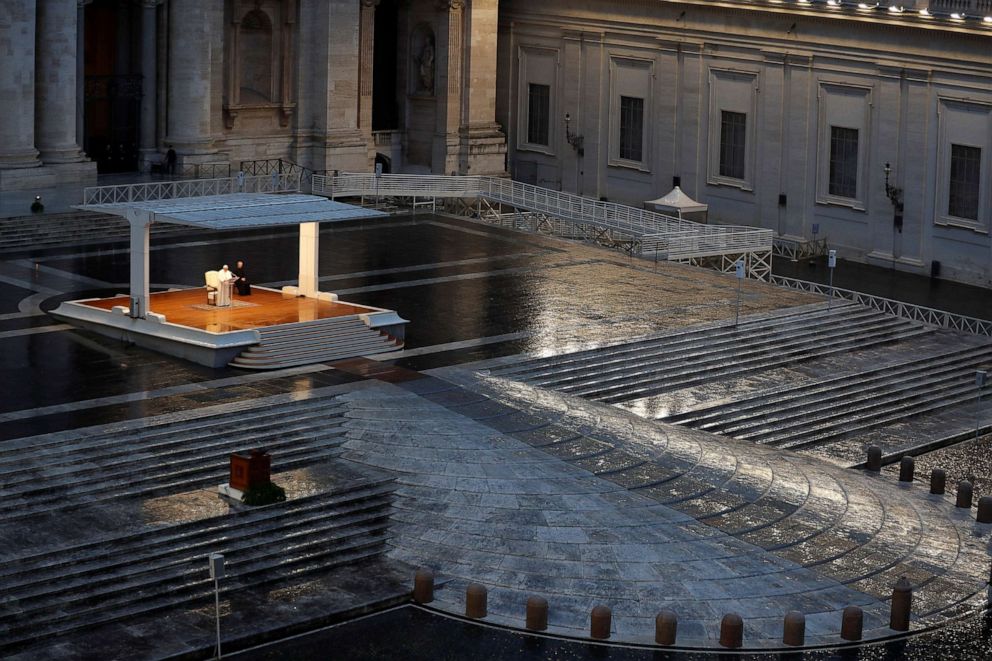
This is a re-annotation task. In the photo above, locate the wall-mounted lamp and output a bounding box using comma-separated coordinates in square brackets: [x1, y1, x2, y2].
[883, 161, 904, 232]
[564, 113, 584, 156]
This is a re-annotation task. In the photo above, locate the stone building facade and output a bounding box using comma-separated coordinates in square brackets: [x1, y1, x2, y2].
[0, 0, 506, 191]
[498, 0, 992, 286]
[2, 0, 991, 285]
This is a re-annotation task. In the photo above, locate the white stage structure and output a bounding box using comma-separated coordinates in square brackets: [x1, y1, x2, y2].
[51, 176, 407, 367]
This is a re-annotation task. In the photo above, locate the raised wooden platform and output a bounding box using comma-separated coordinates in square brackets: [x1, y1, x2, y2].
[81, 287, 370, 333]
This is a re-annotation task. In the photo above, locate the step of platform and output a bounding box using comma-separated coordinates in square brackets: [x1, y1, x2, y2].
[0, 210, 187, 252]
[231, 317, 402, 370]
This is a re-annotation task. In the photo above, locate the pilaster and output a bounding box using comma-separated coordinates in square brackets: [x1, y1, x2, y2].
[456, 0, 506, 175]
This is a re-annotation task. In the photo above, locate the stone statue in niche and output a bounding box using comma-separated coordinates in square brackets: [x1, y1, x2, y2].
[412, 27, 435, 95]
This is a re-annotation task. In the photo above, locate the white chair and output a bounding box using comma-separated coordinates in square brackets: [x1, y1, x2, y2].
[205, 270, 220, 305]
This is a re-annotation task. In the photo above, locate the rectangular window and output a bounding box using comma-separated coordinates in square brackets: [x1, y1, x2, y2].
[948, 144, 981, 221]
[828, 126, 859, 199]
[619, 96, 644, 162]
[719, 111, 747, 180]
[527, 83, 550, 146]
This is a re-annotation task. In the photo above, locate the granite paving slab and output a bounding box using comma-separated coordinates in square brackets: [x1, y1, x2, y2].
[371, 366, 992, 648]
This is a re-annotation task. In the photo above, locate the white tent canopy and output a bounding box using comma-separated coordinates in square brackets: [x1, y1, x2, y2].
[644, 186, 708, 216]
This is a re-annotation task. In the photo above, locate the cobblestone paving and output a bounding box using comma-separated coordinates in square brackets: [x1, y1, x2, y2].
[336, 372, 992, 648]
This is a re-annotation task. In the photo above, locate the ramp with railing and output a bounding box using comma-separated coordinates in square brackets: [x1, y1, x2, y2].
[312, 173, 774, 280]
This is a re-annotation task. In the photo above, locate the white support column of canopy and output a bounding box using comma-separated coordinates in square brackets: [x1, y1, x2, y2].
[128, 211, 152, 318]
[298, 222, 320, 298]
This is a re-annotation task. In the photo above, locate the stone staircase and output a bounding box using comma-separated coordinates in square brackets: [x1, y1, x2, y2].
[0, 479, 395, 653]
[0, 391, 397, 653]
[661, 343, 992, 451]
[0, 210, 186, 253]
[0, 395, 351, 520]
[230, 316, 402, 370]
[493, 303, 930, 404]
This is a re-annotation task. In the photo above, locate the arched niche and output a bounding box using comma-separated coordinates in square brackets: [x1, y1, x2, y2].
[224, 0, 297, 129]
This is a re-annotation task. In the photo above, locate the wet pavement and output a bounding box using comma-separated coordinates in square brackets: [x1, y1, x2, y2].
[228, 604, 992, 661]
[3, 211, 992, 658]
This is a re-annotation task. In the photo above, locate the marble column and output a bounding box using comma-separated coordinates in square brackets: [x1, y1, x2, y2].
[35, 0, 86, 163]
[76, 0, 92, 152]
[358, 0, 378, 141]
[166, 0, 215, 155]
[139, 0, 161, 167]
[0, 0, 41, 170]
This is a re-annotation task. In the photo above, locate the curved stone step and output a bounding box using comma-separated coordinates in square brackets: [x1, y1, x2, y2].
[575, 319, 925, 402]
[666, 344, 992, 427]
[506, 304, 864, 383]
[530, 309, 897, 391]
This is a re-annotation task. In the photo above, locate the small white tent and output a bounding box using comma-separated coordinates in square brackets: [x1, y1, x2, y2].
[644, 186, 708, 223]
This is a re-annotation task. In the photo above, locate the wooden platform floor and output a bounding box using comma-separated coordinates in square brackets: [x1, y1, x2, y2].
[81, 287, 371, 333]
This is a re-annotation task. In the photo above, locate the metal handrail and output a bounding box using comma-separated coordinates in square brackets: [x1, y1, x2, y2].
[312, 172, 775, 262]
[770, 275, 992, 336]
[81, 173, 301, 206]
[773, 236, 828, 261]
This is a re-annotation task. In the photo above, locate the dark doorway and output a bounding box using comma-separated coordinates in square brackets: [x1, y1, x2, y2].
[372, 0, 399, 132]
[84, 1, 141, 173]
[375, 153, 391, 174]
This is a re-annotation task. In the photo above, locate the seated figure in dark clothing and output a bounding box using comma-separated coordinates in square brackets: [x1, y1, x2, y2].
[232, 259, 251, 296]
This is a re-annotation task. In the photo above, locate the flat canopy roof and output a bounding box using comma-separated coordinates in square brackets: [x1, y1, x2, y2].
[78, 193, 387, 229]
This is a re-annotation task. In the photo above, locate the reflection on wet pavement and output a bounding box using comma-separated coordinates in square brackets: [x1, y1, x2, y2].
[3, 212, 992, 657]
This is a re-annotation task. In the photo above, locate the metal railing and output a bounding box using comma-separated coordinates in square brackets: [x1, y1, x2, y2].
[312, 172, 774, 274]
[773, 236, 829, 261]
[81, 173, 301, 206]
[178, 162, 231, 180]
[240, 159, 327, 192]
[771, 275, 992, 336]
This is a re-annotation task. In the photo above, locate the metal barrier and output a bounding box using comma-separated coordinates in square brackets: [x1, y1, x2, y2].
[241, 159, 328, 193]
[771, 275, 992, 336]
[81, 173, 301, 206]
[312, 172, 774, 279]
[178, 162, 231, 180]
[773, 236, 828, 261]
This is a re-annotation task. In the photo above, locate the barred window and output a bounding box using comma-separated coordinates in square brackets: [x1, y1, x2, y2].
[828, 126, 859, 199]
[719, 111, 747, 180]
[619, 96, 644, 162]
[527, 83, 550, 146]
[948, 144, 981, 221]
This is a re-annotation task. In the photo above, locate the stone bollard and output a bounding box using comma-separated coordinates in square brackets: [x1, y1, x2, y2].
[782, 611, 805, 647]
[590, 605, 612, 640]
[956, 481, 974, 509]
[465, 583, 487, 619]
[413, 568, 434, 604]
[719, 612, 743, 649]
[867, 446, 882, 472]
[930, 469, 946, 495]
[840, 606, 863, 641]
[525, 596, 548, 631]
[899, 456, 915, 483]
[655, 609, 678, 646]
[890, 577, 912, 631]
[978, 497, 992, 523]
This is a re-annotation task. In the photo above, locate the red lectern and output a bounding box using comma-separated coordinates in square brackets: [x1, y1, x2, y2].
[229, 449, 271, 491]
